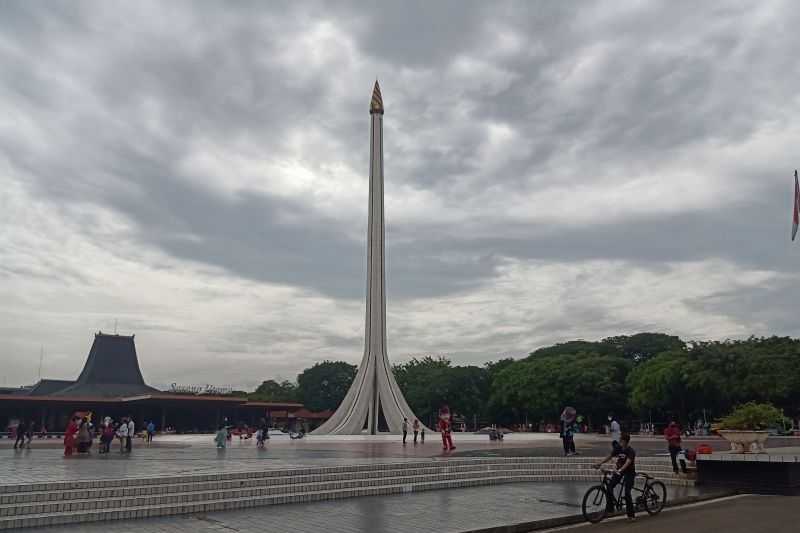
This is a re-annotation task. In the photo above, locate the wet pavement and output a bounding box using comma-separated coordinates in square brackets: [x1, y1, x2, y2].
[7, 481, 707, 533]
[546, 494, 799, 533]
[2, 433, 797, 485]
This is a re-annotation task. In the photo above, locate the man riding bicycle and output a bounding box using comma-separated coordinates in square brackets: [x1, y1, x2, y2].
[595, 432, 637, 521]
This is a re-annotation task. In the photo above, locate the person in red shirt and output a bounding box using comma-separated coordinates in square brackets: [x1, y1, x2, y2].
[438, 405, 455, 451]
[664, 420, 687, 474]
[63, 416, 79, 456]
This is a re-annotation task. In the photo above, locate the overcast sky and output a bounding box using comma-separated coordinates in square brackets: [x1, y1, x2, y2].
[2, 1, 799, 391]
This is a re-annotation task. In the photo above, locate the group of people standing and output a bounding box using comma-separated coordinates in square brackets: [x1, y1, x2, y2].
[400, 405, 454, 451]
[63, 415, 155, 456]
[401, 417, 425, 445]
[63, 416, 92, 455]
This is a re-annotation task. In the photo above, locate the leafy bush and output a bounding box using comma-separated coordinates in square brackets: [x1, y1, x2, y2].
[718, 402, 786, 431]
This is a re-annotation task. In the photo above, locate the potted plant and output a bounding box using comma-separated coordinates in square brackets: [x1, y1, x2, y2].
[716, 402, 786, 453]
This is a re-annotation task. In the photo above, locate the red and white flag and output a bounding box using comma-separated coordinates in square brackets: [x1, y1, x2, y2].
[793, 170, 799, 241]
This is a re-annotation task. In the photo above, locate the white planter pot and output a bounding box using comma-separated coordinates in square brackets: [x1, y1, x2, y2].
[717, 430, 769, 453]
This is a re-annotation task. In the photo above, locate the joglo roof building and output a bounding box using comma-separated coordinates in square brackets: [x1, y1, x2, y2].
[0, 332, 315, 434]
[22, 332, 160, 398]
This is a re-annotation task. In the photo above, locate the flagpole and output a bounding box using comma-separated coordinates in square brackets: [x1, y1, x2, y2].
[792, 170, 799, 242]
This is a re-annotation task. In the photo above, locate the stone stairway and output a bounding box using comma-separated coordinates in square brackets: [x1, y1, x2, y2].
[0, 457, 693, 530]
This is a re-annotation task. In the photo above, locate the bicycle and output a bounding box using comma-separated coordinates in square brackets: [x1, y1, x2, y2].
[581, 466, 667, 523]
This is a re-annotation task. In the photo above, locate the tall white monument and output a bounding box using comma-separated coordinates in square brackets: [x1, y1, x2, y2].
[313, 82, 425, 435]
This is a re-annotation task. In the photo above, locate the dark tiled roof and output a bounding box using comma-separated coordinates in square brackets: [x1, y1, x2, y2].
[26, 379, 75, 396]
[56, 332, 159, 397]
[0, 386, 28, 395]
[291, 408, 333, 419]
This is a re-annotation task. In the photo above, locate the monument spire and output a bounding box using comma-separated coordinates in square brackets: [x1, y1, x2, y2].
[313, 82, 425, 435]
[370, 80, 384, 115]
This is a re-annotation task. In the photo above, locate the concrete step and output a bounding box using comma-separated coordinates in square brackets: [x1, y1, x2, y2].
[0, 456, 677, 495]
[0, 469, 590, 516]
[0, 458, 693, 529]
[0, 472, 690, 530]
[0, 460, 681, 504]
[0, 465, 690, 515]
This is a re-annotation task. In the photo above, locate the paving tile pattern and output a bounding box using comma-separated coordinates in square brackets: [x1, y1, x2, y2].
[6, 482, 706, 533]
[0, 456, 692, 530]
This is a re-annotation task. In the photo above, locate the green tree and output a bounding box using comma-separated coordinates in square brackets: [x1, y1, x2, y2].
[528, 340, 620, 359]
[626, 337, 800, 422]
[627, 351, 694, 418]
[394, 356, 491, 427]
[491, 352, 631, 427]
[249, 379, 298, 402]
[297, 361, 357, 412]
[602, 333, 686, 363]
[394, 356, 453, 423]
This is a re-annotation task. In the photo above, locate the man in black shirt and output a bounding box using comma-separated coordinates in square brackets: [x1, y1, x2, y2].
[14, 420, 27, 449]
[595, 432, 637, 520]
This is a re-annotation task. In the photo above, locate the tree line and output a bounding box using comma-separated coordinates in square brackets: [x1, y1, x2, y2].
[247, 333, 800, 429]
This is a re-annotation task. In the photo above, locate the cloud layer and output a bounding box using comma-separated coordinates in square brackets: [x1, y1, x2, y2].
[2, 0, 799, 390]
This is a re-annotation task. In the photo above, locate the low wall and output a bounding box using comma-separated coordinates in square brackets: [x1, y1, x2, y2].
[697, 454, 800, 495]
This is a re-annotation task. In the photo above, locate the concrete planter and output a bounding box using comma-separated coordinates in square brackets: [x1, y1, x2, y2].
[717, 430, 768, 453]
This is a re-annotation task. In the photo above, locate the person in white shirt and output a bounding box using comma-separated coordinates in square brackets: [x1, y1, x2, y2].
[117, 418, 129, 453]
[126, 417, 135, 453]
[608, 414, 621, 444]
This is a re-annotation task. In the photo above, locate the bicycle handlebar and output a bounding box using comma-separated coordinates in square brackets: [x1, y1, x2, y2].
[594, 466, 617, 474]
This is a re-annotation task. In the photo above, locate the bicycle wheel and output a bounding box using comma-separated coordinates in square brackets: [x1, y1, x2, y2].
[644, 480, 667, 515]
[582, 485, 609, 523]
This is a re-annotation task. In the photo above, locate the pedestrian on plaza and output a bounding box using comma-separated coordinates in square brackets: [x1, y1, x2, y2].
[13, 419, 27, 449]
[77, 418, 92, 453]
[25, 421, 34, 447]
[595, 432, 637, 521]
[412, 419, 420, 444]
[63, 416, 79, 456]
[421, 426, 425, 443]
[560, 407, 578, 456]
[664, 420, 687, 474]
[608, 414, 621, 445]
[126, 416, 135, 452]
[117, 417, 129, 452]
[256, 418, 267, 449]
[146, 421, 155, 444]
[223, 417, 232, 442]
[215, 425, 228, 449]
[402, 417, 409, 445]
[100, 421, 115, 453]
[438, 405, 455, 451]
[561, 420, 576, 456]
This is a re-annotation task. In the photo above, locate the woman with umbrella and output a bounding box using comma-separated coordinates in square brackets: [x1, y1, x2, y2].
[560, 406, 578, 456]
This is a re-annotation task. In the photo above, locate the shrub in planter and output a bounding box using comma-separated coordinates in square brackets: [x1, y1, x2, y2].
[718, 402, 786, 431]
[717, 402, 786, 453]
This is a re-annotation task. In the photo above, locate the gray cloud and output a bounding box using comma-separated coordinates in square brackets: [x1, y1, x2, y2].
[2, 0, 800, 387]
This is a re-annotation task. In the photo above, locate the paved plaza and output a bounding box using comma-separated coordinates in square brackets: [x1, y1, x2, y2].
[0, 433, 623, 484]
[4, 482, 706, 533]
[2, 434, 796, 532]
[5, 432, 787, 484]
[547, 495, 800, 533]
[0, 433, 573, 485]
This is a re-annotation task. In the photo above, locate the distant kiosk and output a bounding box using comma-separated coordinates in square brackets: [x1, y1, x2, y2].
[313, 82, 426, 435]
